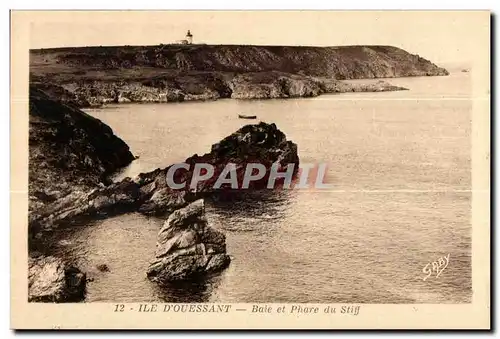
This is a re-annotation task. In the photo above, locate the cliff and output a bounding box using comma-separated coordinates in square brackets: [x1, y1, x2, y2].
[136, 122, 300, 216]
[28, 85, 135, 235]
[31, 44, 448, 78]
[147, 199, 231, 283]
[30, 44, 447, 106]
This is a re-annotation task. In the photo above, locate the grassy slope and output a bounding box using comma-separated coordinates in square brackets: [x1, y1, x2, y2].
[30, 44, 448, 81]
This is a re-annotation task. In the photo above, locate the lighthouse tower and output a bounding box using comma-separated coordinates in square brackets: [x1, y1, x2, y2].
[186, 30, 193, 44]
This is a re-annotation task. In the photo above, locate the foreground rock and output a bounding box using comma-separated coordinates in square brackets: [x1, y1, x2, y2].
[147, 199, 230, 282]
[30, 178, 142, 232]
[136, 122, 300, 215]
[28, 256, 86, 302]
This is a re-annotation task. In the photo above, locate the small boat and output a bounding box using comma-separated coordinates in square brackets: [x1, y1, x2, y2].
[238, 114, 257, 119]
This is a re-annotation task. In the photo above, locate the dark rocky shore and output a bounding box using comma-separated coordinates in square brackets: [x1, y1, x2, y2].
[30, 44, 448, 107]
[29, 85, 135, 236]
[28, 256, 86, 302]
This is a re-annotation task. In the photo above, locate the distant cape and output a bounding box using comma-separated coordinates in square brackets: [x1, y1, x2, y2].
[29, 44, 447, 106]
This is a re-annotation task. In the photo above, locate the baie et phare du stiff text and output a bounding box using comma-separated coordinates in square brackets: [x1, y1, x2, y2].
[113, 303, 361, 316]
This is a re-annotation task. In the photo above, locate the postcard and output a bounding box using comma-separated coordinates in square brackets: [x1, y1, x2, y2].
[11, 10, 490, 330]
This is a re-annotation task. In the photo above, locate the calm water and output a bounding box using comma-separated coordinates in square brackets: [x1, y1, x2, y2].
[53, 71, 472, 303]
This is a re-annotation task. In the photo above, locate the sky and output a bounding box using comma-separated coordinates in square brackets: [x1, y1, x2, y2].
[27, 11, 489, 65]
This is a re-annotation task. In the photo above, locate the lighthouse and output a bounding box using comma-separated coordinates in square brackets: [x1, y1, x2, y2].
[186, 30, 193, 44]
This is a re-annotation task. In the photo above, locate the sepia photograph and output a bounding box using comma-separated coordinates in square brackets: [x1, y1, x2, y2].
[11, 9, 490, 329]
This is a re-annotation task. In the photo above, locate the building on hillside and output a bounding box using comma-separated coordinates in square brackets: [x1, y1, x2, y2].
[174, 30, 194, 45]
[186, 30, 193, 44]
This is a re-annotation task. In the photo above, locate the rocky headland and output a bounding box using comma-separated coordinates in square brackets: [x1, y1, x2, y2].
[29, 87, 300, 233]
[30, 44, 449, 106]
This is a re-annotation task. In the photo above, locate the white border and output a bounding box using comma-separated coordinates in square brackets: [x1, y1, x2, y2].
[3, 1, 496, 338]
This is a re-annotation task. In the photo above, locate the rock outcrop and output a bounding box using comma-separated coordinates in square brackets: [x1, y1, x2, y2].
[30, 178, 142, 232]
[147, 199, 230, 282]
[30, 44, 446, 106]
[31, 44, 449, 79]
[30, 73, 408, 106]
[28, 256, 86, 302]
[28, 85, 136, 235]
[229, 72, 408, 100]
[136, 122, 300, 215]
